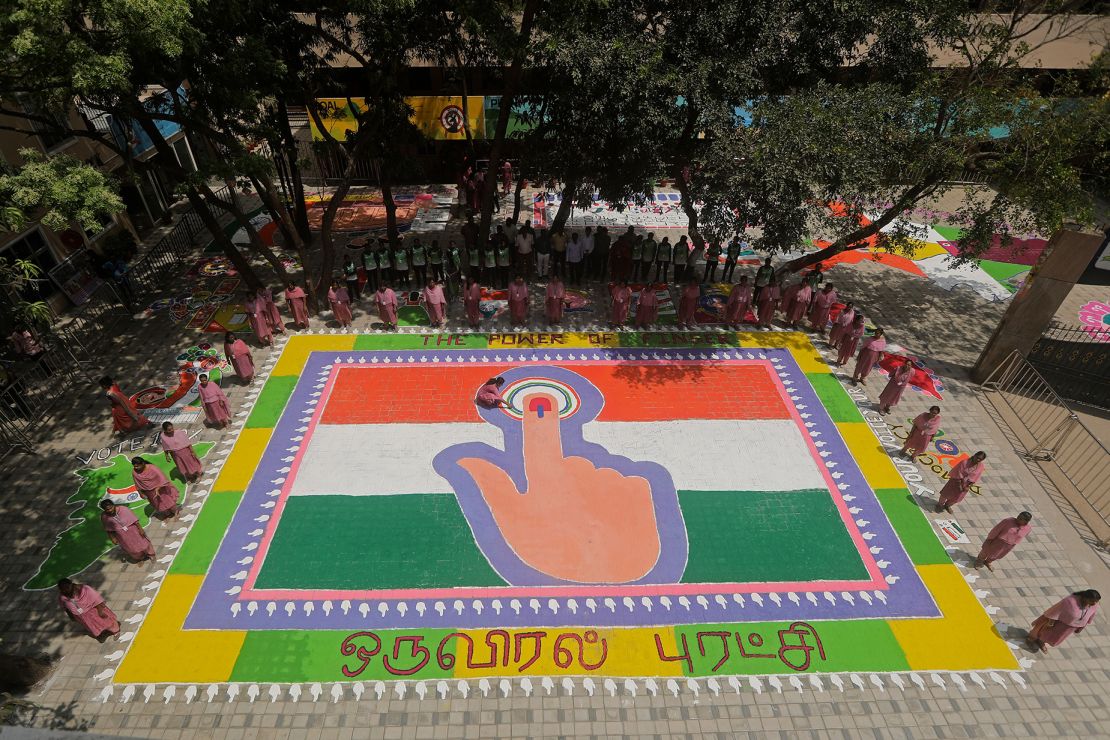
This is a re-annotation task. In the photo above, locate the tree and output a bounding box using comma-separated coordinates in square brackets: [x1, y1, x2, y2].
[693, 5, 1108, 272]
[1, 149, 124, 323]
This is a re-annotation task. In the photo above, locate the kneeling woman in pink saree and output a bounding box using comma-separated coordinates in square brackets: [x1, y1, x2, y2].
[475, 376, 509, 408]
[58, 578, 119, 642]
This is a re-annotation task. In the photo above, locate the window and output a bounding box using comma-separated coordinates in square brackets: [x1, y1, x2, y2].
[83, 211, 115, 242]
[0, 229, 59, 302]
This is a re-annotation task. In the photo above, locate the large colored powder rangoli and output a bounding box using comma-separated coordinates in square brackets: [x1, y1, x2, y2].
[109, 331, 1020, 694]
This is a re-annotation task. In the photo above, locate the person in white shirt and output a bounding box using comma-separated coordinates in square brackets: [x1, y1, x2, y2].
[515, 224, 535, 280]
[566, 233, 586, 286]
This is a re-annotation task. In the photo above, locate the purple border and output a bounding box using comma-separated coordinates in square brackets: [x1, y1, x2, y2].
[185, 345, 939, 630]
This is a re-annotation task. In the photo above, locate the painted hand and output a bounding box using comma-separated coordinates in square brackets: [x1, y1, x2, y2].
[454, 391, 661, 584]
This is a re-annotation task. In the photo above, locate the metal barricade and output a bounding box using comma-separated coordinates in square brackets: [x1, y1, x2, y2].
[981, 350, 1110, 548]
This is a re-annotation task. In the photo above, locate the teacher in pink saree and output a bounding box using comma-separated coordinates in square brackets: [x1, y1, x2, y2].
[197, 374, 231, 428]
[131, 457, 181, 520]
[160, 421, 203, 482]
[935, 451, 986, 513]
[1029, 589, 1100, 653]
[58, 578, 119, 642]
[900, 406, 941, 458]
[99, 499, 155, 563]
[975, 511, 1032, 571]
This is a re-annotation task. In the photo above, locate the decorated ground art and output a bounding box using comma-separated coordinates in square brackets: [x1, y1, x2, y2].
[104, 331, 1021, 699]
[25, 441, 214, 590]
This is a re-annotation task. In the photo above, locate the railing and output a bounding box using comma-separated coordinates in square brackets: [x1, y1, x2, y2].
[0, 346, 84, 460]
[0, 206, 210, 461]
[981, 350, 1110, 548]
[122, 210, 203, 300]
[1027, 321, 1110, 409]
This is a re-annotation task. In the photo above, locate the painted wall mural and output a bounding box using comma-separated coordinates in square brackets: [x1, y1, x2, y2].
[24, 439, 213, 590]
[104, 332, 1019, 697]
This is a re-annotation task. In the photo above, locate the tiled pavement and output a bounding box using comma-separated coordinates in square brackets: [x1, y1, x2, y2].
[1, 211, 1108, 738]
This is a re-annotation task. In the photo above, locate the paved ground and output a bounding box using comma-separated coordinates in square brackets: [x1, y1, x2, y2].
[2, 196, 1109, 739]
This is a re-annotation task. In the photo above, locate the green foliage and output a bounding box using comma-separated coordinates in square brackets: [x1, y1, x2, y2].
[0, 148, 123, 232]
[23, 443, 214, 590]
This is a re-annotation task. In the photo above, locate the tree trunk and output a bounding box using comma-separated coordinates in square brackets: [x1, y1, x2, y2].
[512, 175, 526, 223]
[672, 161, 704, 250]
[476, 0, 540, 247]
[252, 174, 319, 308]
[209, 181, 292, 286]
[185, 188, 262, 290]
[317, 180, 355, 298]
[382, 183, 400, 250]
[277, 97, 312, 240]
[779, 182, 939, 275]
[134, 115, 263, 289]
[549, 176, 580, 233]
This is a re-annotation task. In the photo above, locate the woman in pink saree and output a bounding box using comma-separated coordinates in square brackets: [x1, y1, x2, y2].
[878, 361, 915, 414]
[160, 421, 203, 482]
[851, 328, 886, 385]
[257, 286, 285, 334]
[475, 376, 509, 408]
[1029, 589, 1100, 653]
[900, 406, 941, 457]
[223, 332, 254, 383]
[422, 279, 448, 327]
[545, 275, 566, 324]
[328, 279, 353, 328]
[634, 285, 659, 329]
[131, 457, 180, 519]
[99, 499, 154, 563]
[243, 291, 273, 346]
[724, 277, 752, 328]
[808, 284, 838, 334]
[197, 374, 230, 427]
[975, 511, 1032, 571]
[828, 302, 856, 348]
[58, 578, 119, 642]
[677, 279, 700, 329]
[374, 283, 398, 330]
[836, 316, 866, 365]
[464, 278, 482, 328]
[935, 451, 986, 513]
[508, 276, 529, 326]
[609, 281, 632, 327]
[99, 376, 151, 435]
[786, 282, 812, 328]
[756, 276, 781, 328]
[284, 282, 309, 329]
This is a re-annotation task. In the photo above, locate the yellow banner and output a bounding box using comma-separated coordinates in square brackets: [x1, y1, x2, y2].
[310, 97, 486, 141]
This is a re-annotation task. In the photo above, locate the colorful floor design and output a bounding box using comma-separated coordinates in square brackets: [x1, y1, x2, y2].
[1078, 300, 1110, 342]
[799, 207, 1046, 303]
[108, 332, 1019, 694]
[24, 443, 213, 590]
[129, 343, 232, 423]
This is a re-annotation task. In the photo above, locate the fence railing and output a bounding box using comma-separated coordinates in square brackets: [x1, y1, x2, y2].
[0, 345, 85, 458]
[1027, 321, 1110, 409]
[981, 350, 1110, 548]
[0, 206, 211, 461]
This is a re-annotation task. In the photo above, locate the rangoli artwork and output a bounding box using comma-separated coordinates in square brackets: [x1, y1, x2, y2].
[24, 440, 214, 591]
[795, 206, 1047, 303]
[103, 331, 1021, 701]
[1077, 300, 1110, 342]
[129, 343, 232, 424]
